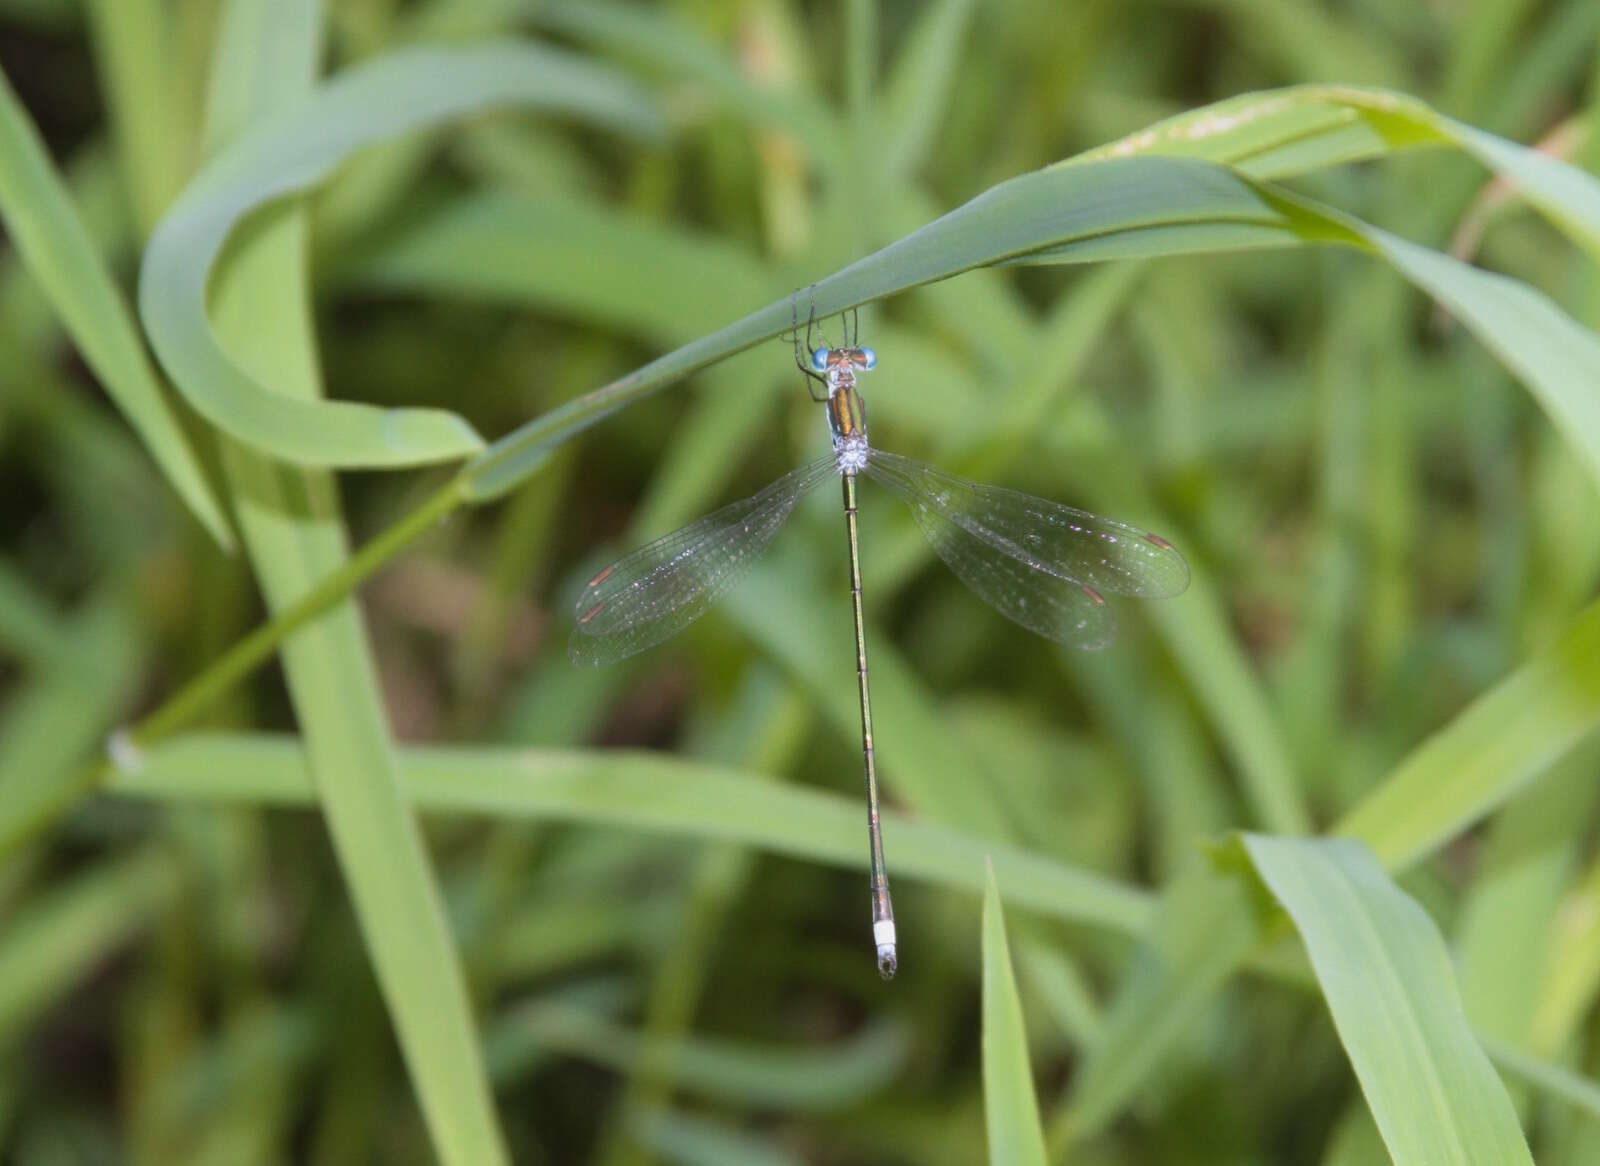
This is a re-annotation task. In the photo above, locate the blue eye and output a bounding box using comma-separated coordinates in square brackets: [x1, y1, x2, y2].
[811, 347, 831, 372]
[859, 347, 877, 370]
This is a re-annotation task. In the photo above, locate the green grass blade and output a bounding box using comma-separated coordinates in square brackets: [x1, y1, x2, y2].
[463, 154, 1310, 497]
[466, 148, 1600, 504]
[1481, 1036, 1600, 1127]
[876, 0, 976, 183]
[1055, 598, 1600, 1144]
[138, 41, 664, 468]
[511, 0, 837, 162]
[486, 1003, 907, 1112]
[109, 733, 1156, 935]
[1085, 84, 1600, 254]
[1370, 227, 1600, 490]
[1335, 598, 1600, 871]
[0, 848, 180, 1048]
[982, 861, 1049, 1166]
[1055, 865, 1262, 1146]
[1240, 835, 1536, 1166]
[84, 0, 195, 235]
[0, 559, 76, 672]
[1455, 750, 1600, 1048]
[200, 5, 507, 1162]
[0, 67, 231, 546]
[0, 593, 142, 853]
[629, 1107, 804, 1166]
[348, 190, 774, 345]
[1531, 852, 1600, 1053]
[1146, 566, 1310, 835]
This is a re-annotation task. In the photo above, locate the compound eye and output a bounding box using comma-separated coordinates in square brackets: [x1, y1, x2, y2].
[810, 347, 831, 372]
[858, 347, 877, 370]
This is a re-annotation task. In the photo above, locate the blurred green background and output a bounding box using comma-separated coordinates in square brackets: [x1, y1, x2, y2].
[4, 0, 1600, 1163]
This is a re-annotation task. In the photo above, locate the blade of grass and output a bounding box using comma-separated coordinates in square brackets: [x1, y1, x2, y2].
[0, 559, 77, 672]
[468, 148, 1600, 502]
[1335, 597, 1600, 871]
[1239, 835, 1536, 1165]
[1052, 593, 1600, 1146]
[0, 592, 142, 852]
[982, 860, 1049, 1166]
[1530, 850, 1600, 1054]
[0, 848, 180, 1048]
[507, 0, 836, 162]
[109, 733, 1157, 935]
[1455, 747, 1600, 1050]
[139, 41, 665, 467]
[0, 67, 231, 546]
[629, 1107, 804, 1166]
[347, 190, 775, 345]
[1053, 863, 1263, 1147]
[200, 4, 507, 1162]
[1480, 1036, 1600, 1127]
[876, 0, 976, 184]
[485, 1003, 907, 1112]
[84, 0, 194, 235]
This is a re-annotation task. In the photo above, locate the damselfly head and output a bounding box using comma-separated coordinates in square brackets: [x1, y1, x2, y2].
[816, 346, 877, 375]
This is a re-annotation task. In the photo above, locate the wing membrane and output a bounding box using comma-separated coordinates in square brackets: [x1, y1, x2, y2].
[864, 450, 1188, 649]
[569, 455, 837, 667]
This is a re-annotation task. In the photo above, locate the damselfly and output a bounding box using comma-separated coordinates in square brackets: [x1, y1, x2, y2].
[570, 305, 1190, 979]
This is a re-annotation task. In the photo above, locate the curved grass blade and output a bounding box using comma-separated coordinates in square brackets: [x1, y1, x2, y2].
[1239, 835, 1535, 1166]
[466, 154, 1600, 504]
[139, 41, 665, 468]
[1080, 84, 1600, 256]
[0, 68, 231, 546]
[199, 6, 507, 1163]
[463, 152, 1310, 497]
[983, 860, 1049, 1166]
[569, 455, 836, 667]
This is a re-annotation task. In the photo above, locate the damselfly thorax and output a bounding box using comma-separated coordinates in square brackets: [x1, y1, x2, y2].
[820, 345, 873, 475]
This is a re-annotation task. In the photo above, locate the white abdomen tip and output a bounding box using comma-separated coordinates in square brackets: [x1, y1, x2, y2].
[874, 920, 897, 980]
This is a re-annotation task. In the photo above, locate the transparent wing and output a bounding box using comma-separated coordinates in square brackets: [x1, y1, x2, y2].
[569, 455, 837, 667]
[864, 450, 1189, 650]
